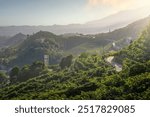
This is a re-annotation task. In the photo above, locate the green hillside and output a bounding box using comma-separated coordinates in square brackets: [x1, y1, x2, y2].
[0, 31, 63, 68]
[1, 23, 150, 99]
[114, 23, 150, 64]
[62, 16, 150, 54]
[1, 16, 150, 69]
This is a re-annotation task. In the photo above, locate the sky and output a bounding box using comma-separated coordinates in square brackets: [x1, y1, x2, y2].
[0, 0, 150, 26]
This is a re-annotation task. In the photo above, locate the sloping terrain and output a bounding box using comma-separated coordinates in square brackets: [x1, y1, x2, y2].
[0, 31, 63, 68]
[0, 33, 26, 48]
[1, 16, 150, 69]
[1, 23, 150, 99]
[0, 7, 150, 36]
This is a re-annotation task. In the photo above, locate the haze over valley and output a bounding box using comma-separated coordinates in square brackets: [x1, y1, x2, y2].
[0, 7, 150, 36]
[1, 0, 150, 100]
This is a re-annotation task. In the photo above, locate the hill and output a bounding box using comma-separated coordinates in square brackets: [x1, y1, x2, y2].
[1, 15, 150, 69]
[114, 23, 150, 64]
[0, 33, 26, 48]
[61, 15, 150, 54]
[0, 7, 150, 36]
[1, 23, 150, 99]
[0, 36, 10, 48]
[86, 7, 150, 32]
[0, 31, 63, 68]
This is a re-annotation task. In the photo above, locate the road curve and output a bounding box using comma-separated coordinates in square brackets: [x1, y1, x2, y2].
[106, 56, 122, 72]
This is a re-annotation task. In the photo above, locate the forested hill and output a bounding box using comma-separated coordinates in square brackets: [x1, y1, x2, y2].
[0, 31, 63, 68]
[1, 23, 150, 99]
[60, 15, 150, 54]
[1, 15, 150, 69]
[114, 23, 150, 63]
[0, 33, 26, 48]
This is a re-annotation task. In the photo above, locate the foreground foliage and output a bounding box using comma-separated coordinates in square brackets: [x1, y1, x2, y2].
[1, 24, 150, 100]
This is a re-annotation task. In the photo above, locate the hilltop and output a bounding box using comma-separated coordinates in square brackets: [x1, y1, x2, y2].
[0, 7, 150, 36]
[1, 15, 150, 69]
[1, 21, 150, 99]
[0, 31, 63, 68]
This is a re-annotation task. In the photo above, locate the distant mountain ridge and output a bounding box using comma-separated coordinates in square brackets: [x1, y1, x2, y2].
[0, 15, 150, 68]
[0, 7, 150, 36]
[2, 22, 150, 100]
[61, 15, 150, 54]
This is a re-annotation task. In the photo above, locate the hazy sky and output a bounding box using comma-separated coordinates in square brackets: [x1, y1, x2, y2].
[0, 0, 150, 26]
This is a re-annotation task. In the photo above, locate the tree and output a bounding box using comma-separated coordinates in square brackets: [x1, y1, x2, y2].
[10, 66, 19, 83]
[0, 71, 8, 86]
[60, 55, 73, 69]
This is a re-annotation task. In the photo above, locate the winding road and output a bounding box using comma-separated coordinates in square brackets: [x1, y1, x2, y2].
[106, 56, 122, 72]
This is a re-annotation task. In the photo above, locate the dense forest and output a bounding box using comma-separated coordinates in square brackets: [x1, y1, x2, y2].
[0, 18, 150, 99]
[0, 16, 150, 69]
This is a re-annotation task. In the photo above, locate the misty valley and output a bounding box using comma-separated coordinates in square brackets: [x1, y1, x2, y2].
[1, 15, 150, 99]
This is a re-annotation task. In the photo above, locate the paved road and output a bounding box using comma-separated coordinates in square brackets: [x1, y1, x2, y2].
[106, 56, 122, 72]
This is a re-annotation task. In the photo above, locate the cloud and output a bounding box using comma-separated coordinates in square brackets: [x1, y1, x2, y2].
[88, 0, 135, 10]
